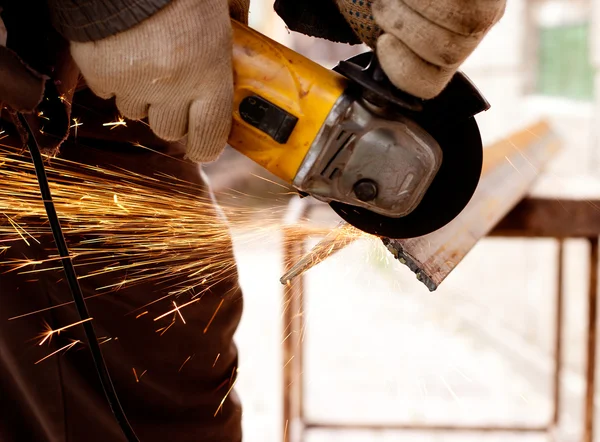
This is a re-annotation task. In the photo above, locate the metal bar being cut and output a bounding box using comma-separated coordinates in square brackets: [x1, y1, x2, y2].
[384, 120, 562, 291]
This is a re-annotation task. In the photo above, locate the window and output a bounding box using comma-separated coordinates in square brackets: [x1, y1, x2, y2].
[536, 23, 594, 101]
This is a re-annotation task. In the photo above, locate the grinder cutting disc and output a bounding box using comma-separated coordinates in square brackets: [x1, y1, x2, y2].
[329, 54, 488, 239]
[329, 115, 483, 238]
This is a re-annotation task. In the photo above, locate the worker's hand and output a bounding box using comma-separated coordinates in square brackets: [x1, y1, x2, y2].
[69, 0, 249, 163]
[334, 0, 506, 99]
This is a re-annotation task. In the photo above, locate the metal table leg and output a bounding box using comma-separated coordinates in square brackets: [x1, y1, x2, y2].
[584, 237, 599, 442]
[552, 240, 565, 433]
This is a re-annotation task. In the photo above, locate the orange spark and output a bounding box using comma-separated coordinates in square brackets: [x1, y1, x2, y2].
[154, 298, 200, 322]
[214, 377, 238, 417]
[504, 155, 522, 176]
[112, 194, 129, 212]
[249, 173, 291, 190]
[229, 366, 236, 385]
[70, 118, 82, 138]
[156, 320, 175, 336]
[281, 331, 293, 344]
[283, 356, 294, 368]
[178, 355, 193, 372]
[58, 94, 71, 106]
[4, 213, 40, 245]
[204, 299, 224, 334]
[135, 311, 149, 319]
[103, 117, 127, 130]
[38, 318, 94, 346]
[9, 294, 106, 321]
[35, 340, 80, 364]
[172, 301, 186, 324]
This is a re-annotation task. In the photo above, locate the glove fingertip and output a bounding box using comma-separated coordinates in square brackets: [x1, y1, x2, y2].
[147, 104, 188, 141]
[185, 81, 233, 163]
[115, 96, 149, 121]
[377, 34, 454, 100]
[186, 128, 229, 163]
[186, 105, 232, 164]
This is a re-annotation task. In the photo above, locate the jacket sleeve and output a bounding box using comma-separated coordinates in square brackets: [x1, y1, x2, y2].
[273, 0, 361, 45]
[47, 0, 173, 42]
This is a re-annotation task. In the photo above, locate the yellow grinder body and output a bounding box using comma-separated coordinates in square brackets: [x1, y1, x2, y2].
[227, 21, 489, 239]
[228, 21, 348, 183]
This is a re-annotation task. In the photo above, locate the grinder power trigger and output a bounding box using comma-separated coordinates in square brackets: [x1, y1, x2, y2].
[227, 20, 489, 239]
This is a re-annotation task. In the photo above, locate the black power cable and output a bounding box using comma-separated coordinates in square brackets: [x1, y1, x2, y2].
[18, 113, 140, 442]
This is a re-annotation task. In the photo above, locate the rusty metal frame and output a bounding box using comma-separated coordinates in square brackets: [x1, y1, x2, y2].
[280, 198, 600, 442]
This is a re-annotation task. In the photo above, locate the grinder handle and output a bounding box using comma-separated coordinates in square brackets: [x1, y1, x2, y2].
[227, 20, 348, 183]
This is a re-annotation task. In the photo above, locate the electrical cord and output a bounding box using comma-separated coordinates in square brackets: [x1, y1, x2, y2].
[18, 113, 140, 442]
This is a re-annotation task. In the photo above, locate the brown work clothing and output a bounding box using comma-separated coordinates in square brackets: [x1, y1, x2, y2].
[1, 89, 244, 442]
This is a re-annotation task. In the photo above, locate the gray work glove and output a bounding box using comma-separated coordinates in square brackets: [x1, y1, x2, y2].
[70, 0, 249, 163]
[334, 0, 507, 99]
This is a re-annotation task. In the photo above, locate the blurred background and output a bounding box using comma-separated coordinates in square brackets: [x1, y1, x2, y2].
[203, 1, 600, 441]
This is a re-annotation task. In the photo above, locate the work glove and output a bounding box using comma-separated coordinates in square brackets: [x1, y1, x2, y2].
[334, 0, 506, 99]
[69, 0, 249, 163]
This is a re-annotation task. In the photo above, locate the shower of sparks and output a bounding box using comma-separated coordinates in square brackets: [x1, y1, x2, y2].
[102, 117, 127, 130]
[0, 142, 335, 309]
[0, 138, 374, 357]
[112, 193, 129, 212]
[38, 318, 94, 346]
[4, 213, 39, 246]
[280, 221, 366, 284]
[35, 340, 80, 365]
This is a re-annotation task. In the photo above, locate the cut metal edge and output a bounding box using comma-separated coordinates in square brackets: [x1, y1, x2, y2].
[380, 237, 438, 292]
